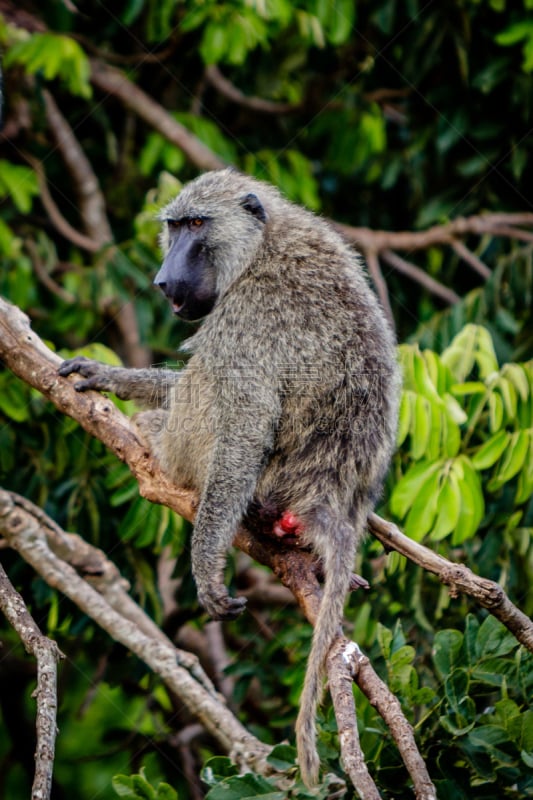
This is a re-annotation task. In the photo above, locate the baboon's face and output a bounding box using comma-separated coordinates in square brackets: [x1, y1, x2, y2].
[156, 173, 269, 320]
[153, 216, 218, 321]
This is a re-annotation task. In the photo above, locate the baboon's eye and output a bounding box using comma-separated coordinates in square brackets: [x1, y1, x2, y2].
[188, 218, 204, 229]
[167, 219, 181, 231]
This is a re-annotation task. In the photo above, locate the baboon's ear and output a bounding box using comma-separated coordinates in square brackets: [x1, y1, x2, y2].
[240, 193, 267, 224]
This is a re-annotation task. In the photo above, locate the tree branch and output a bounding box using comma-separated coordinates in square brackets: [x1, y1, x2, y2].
[42, 89, 113, 244]
[0, 555, 64, 800]
[381, 249, 461, 304]
[337, 213, 533, 253]
[21, 151, 101, 253]
[89, 60, 225, 172]
[205, 65, 299, 114]
[0, 489, 270, 771]
[365, 250, 393, 323]
[368, 513, 533, 653]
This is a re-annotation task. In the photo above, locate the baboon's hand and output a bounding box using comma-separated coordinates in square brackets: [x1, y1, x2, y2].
[198, 584, 247, 621]
[58, 356, 112, 393]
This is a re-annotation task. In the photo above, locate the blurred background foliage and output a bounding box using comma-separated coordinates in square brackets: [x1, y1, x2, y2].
[0, 0, 532, 798]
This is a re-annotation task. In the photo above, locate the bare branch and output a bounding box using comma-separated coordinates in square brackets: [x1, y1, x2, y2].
[205, 65, 299, 114]
[20, 151, 101, 253]
[337, 212, 533, 254]
[365, 250, 393, 323]
[0, 488, 271, 770]
[42, 89, 113, 244]
[0, 557, 64, 800]
[205, 621, 235, 701]
[354, 650, 437, 800]
[381, 249, 460, 304]
[490, 225, 533, 243]
[41, 91, 152, 368]
[368, 513, 533, 653]
[450, 239, 491, 279]
[25, 239, 77, 304]
[327, 640, 381, 800]
[89, 60, 225, 172]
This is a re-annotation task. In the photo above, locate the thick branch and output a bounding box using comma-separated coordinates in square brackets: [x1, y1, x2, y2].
[0, 557, 63, 800]
[0, 489, 270, 769]
[337, 212, 533, 254]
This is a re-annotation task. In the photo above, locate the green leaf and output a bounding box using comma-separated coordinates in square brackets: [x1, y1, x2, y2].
[476, 616, 517, 659]
[377, 623, 393, 660]
[495, 376, 517, 420]
[396, 391, 411, 446]
[155, 785, 178, 800]
[430, 470, 461, 541]
[489, 390, 504, 432]
[205, 773, 285, 800]
[410, 394, 431, 459]
[404, 466, 441, 541]
[433, 629, 463, 679]
[451, 457, 484, 544]
[444, 668, 470, 712]
[5, 32, 92, 97]
[488, 429, 530, 490]
[390, 460, 441, 520]
[201, 758, 239, 787]
[515, 432, 533, 503]
[472, 430, 510, 470]
[0, 161, 39, 213]
[266, 744, 297, 771]
[496, 20, 533, 47]
[0, 375, 31, 422]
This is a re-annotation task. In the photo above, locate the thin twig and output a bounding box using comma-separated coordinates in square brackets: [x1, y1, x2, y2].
[450, 238, 491, 279]
[43, 90, 113, 244]
[25, 239, 77, 304]
[205, 65, 298, 114]
[368, 513, 533, 653]
[365, 250, 393, 323]
[0, 559, 64, 800]
[20, 151, 100, 253]
[381, 249, 460, 304]
[490, 225, 533, 243]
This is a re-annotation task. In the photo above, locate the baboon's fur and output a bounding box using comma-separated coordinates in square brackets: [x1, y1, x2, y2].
[59, 169, 400, 785]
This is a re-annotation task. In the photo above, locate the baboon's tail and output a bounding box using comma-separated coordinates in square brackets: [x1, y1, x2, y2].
[295, 508, 363, 787]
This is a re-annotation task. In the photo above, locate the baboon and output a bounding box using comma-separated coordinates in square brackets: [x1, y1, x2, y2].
[59, 168, 400, 786]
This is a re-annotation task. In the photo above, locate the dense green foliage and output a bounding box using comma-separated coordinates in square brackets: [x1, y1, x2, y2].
[0, 1, 532, 798]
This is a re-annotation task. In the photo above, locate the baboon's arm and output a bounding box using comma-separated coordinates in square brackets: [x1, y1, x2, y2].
[191, 382, 282, 620]
[58, 356, 179, 408]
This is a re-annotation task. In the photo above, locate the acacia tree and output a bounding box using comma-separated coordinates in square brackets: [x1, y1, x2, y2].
[0, 2, 532, 799]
